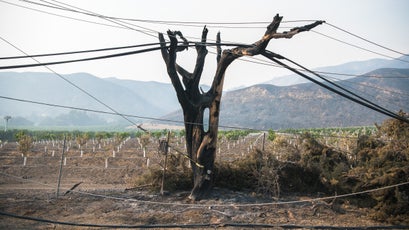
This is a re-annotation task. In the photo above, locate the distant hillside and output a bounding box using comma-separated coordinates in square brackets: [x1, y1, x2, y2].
[264, 55, 409, 86]
[0, 72, 170, 126]
[165, 68, 409, 129]
[104, 78, 179, 114]
[1, 66, 408, 129]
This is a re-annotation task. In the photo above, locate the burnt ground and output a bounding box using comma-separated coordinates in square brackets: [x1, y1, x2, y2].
[0, 137, 404, 229]
[0, 186, 384, 229]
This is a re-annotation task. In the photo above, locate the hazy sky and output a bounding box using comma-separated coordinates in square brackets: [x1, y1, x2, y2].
[1, 0, 408, 89]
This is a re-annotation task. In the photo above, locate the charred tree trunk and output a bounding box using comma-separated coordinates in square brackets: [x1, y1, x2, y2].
[159, 14, 323, 200]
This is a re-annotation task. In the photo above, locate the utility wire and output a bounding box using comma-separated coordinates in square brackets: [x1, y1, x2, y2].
[18, 0, 317, 26]
[8, 1, 409, 83]
[4, 1, 409, 125]
[312, 30, 409, 64]
[2, 40, 408, 126]
[19, 0, 409, 60]
[1, 42, 405, 84]
[261, 50, 409, 124]
[0, 95, 259, 132]
[0, 0, 303, 31]
[0, 45, 164, 70]
[325, 22, 409, 57]
[323, 75, 409, 109]
[0, 0, 128, 30]
[0, 94, 385, 140]
[0, 42, 169, 60]
[0, 36, 145, 131]
[0, 41, 250, 60]
[0, 95, 398, 141]
[217, 50, 409, 80]
[0, 42, 252, 70]
[36, 0, 159, 38]
[11, 0, 409, 65]
[1, 46, 408, 128]
[230, 52, 409, 101]
[281, 55, 406, 119]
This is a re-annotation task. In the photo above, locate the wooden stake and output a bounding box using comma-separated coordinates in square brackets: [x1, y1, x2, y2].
[262, 132, 266, 151]
[56, 135, 66, 198]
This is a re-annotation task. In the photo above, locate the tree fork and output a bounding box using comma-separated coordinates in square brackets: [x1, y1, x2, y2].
[158, 14, 323, 200]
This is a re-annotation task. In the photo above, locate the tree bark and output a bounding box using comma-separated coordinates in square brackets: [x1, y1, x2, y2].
[158, 14, 323, 200]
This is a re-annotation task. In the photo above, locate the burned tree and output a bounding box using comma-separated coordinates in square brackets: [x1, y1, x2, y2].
[159, 14, 323, 200]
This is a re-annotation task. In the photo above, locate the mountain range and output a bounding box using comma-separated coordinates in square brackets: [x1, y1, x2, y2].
[164, 68, 409, 129]
[264, 55, 409, 86]
[220, 68, 409, 129]
[1, 55, 408, 129]
[0, 72, 179, 126]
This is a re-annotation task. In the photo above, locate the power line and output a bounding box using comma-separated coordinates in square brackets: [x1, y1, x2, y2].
[0, 0, 307, 32]
[0, 41, 251, 61]
[325, 22, 409, 57]
[0, 93, 395, 140]
[35, 0, 159, 38]
[0, 36, 146, 131]
[0, 95, 260, 132]
[1, 45, 408, 128]
[18, 0, 318, 26]
[219, 50, 409, 80]
[0, 42, 168, 60]
[19, 0, 409, 60]
[230, 53, 409, 101]
[0, 41, 255, 70]
[0, 94, 381, 140]
[312, 30, 409, 64]
[0, 94, 403, 142]
[10, 0, 409, 65]
[3, 1, 409, 126]
[9, 0, 409, 72]
[261, 50, 409, 124]
[323, 75, 409, 108]
[0, 44, 164, 70]
[2, 40, 407, 82]
[282, 56, 408, 119]
[0, 0, 134, 30]
[2, 40, 408, 127]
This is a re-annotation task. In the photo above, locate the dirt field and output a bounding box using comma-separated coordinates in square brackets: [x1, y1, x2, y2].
[0, 187, 385, 229]
[0, 137, 404, 229]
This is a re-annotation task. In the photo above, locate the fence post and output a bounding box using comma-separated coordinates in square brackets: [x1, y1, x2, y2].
[262, 132, 266, 151]
[56, 135, 67, 198]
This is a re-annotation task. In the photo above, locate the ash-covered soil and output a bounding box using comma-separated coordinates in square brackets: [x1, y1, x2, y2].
[0, 136, 405, 229]
[0, 186, 384, 229]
